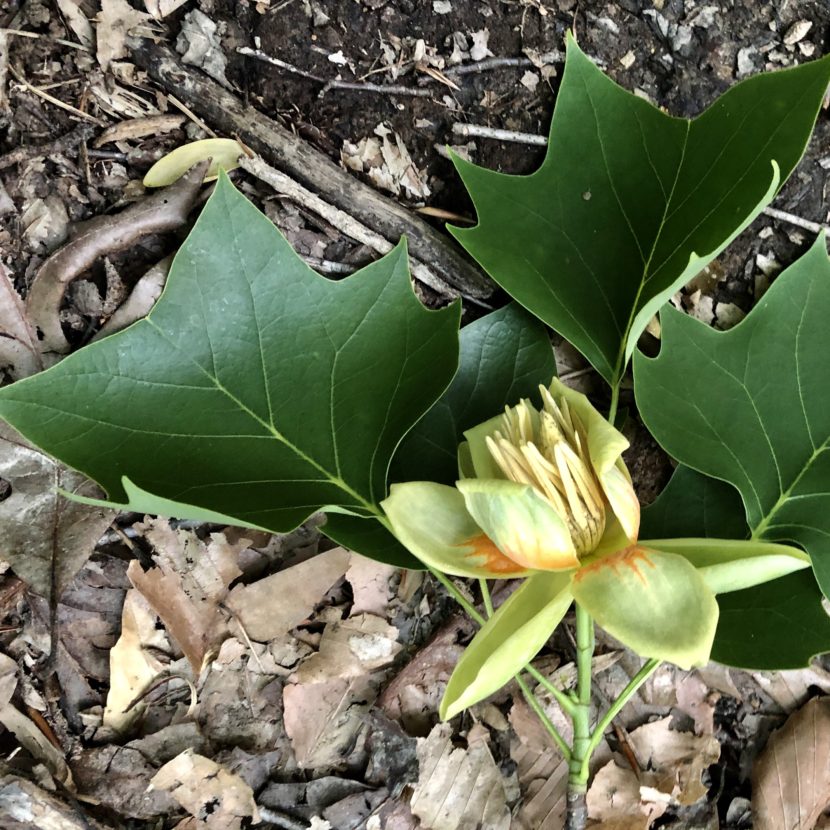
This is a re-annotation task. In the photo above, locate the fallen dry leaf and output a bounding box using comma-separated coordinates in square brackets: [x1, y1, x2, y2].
[149, 749, 260, 829]
[587, 761, 654, 829]
[750, 666, 830, 713]
[225, 546, 350, 642]
[509, 700, 568, 830]
[0, 653, 73, 787]
[127, 518, 246, 674]
[144, 0, 190, 18]
[0, 422, 115, 605]
[346, 552, 396, 617]
[96, 0, 153, 72]
[26, 162, 205, 356]
[94, 114, 185, 147]
[176, 10, 230, 88]
[0, 262, 42, 379]
[752, 696, 830, 830]
[284, 675, 378, 770]
[103, 589, 169, 732]
[409, 722, 510, 830]
[56, 0, 94, 48]
[295, 613, 400, 683]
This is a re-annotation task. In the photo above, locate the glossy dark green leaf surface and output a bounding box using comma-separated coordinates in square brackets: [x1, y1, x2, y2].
[451, 35, 830, 386]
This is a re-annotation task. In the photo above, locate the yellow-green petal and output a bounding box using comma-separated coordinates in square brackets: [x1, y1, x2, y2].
[572, 546, 718, 669]
[641, 538, 810, 594]
[381, 482, 529, 578]
[441, 572, 573, 719]
[143, 138, 243, 187]
[457, 478, 579, 571]
[462, 414, 507, 479]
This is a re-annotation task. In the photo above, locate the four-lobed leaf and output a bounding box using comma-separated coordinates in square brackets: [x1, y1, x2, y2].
[450, 34, 830, 387]
[0, 174, 460, 547]
[635, 235, 830, 599]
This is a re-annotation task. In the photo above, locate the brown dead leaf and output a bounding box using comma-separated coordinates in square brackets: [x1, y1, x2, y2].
[144, 0, 190, 19]
[26, 162, 205, 357]
[284, 675, 378, 769]
[0, 422, 116, 605]
[409, 722, 510, 830]
[225, 546, 350, 642]
[0, 653, 73, 787]
[94, 114, 185, 147]
[96, 0, 153, 72]
[346, 552, 396, 617]
[587, 761, 655, 829]
[103, 589, 169, 732]
[0, 262, 42, 379]
[509, 700, 568, 829]
[750, 666, 830, 713]
[752, 696, 830, 830]
[127, 518, 246, 674]
[295, 613, 400, 683]
[149, 749, 260, 829]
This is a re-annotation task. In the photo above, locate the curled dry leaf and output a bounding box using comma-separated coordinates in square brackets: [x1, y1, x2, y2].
[409, 722, 511, 830]
[103, 589, 169, 732]
[96, 0, 153, 72]
[126, 518, 246, 674]
[0, 422, 115, 605]
[26, 161, 206, 356]
[225, 546, 351, 642]
[93, 114, 185, 147]
[752, 696, 830, 830]
[143, 138, 244, 187]
[0, 262, 42, 379]
[143, 0, 190, 19]
[55, 0, 94, 48]
[149, 749, 260, 829]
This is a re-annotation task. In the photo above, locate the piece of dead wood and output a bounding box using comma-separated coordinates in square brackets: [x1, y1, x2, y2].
[0, 122, 96, 171]
[0, 261, 42, 379]
[752, 696, 830, 830]
[128, 38, 493, 302]
[241, 153, 457, 298]
[26, 161, 205, 356]
[0, 776, 105, 830]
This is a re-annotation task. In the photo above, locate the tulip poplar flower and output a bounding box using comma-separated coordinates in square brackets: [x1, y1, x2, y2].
[382, 380, 810, 718]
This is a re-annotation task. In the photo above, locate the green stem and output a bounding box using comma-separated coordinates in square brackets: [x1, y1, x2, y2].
[525, 664, 578, 718]
[607, 380, 621, 427]
[479, 578, 494, 617]
[429, 567, 486, 625]
[568, 603, 595, 792]
[578, 657, 660, 781]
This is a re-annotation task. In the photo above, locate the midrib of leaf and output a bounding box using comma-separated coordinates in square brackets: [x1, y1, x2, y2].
[145, 317, 379, 516]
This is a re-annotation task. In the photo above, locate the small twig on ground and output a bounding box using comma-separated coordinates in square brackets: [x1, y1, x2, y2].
[167, 94, 217, 137]
[762, 206, 830, 235]
[8, 65, 106, 125]
[238, 47, 435, 97]
[0, 27, 91, 52]
[240, 153, 461, 300]
[452, 122, 547, 145]
[444, 56, 534, 76]
[0, 122, 96, 170]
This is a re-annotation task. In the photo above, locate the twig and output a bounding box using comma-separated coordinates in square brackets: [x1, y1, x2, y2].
[0, 27, 91, 52]
[762, 206, 830, 235]
[8, 65, 106, 125]
[240, 153, 463, 300]
[452, 122, 547, 145]
[238, 46, 435, 97]
[168, 94, 217, 137]
[445, 56, 534, 76]
[0, 122, 95, 170]
[130, 37, 493, 301]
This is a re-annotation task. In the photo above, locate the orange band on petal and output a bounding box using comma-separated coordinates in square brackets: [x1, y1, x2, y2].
[575, 546, 656, 586]
[459, 533, 527, 575]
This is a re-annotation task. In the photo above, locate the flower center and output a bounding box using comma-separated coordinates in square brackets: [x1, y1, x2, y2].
[485, 386, 606, 555]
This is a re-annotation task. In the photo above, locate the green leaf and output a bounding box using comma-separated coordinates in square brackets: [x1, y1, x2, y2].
[392, 303, 555, 484]
[450, 34, 830, 386]
[713, 571, 830, 670]
[338, 303, 555, 566]
[0, 174, 460, 560]
[634, 235, 830, 596]
[441, 572, 572, 719]
[641, 466, 830, 669]
[640, 465, 749, 540]
[572, 546, 718, 669]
